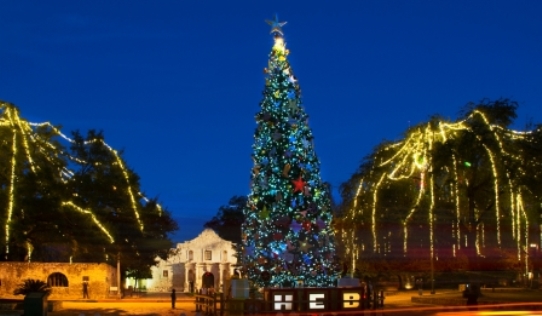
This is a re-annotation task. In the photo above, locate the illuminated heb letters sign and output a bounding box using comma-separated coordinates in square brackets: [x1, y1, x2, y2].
[264, 288, 365, 312]
[263, 290, 297, 312]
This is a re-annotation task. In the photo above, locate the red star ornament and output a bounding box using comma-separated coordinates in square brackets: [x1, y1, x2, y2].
[292, 176, 305, 193]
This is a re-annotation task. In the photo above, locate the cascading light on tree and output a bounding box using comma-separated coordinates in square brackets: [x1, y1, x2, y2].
[0, 101, 166, 260]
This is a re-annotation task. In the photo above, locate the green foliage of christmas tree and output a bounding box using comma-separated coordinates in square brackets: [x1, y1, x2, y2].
[241, 16, 338, 288]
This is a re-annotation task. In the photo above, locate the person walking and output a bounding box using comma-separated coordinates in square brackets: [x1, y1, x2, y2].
[171, 289, 177, 309]
[463, 284, 479, 310]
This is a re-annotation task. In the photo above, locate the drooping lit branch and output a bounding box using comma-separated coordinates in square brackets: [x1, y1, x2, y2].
[0, 101, 162, 256]
[340, 104, 537, 267]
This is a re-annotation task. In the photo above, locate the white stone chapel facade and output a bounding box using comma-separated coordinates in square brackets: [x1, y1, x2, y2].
[132, 229, 238, 293]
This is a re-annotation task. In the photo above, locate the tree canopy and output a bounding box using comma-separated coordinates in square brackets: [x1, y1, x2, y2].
[204, 195, 247, 244]
[336, 99, 542, 278]
[0, 101, 178, 276]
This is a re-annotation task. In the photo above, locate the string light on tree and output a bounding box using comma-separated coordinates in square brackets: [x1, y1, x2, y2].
[241, 16, 338, 288]
[0, 101, 163, 259]
[338, 103, 540, 272]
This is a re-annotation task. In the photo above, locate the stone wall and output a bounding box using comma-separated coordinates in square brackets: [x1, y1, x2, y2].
[0, 262, 116, 300]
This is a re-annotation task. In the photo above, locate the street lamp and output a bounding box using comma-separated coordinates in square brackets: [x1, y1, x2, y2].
[430, 255, 435, 294]
[117, 252, 121, 299]
[529, 243, 539, 288]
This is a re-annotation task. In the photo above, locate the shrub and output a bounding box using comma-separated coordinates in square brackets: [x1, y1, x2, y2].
[13, 279, 52, 296]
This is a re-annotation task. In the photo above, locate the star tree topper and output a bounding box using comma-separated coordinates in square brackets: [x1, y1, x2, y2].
[266, 14, 287, 36]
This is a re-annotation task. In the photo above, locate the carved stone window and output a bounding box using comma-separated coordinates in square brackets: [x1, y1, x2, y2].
[48, 273, 69, 287]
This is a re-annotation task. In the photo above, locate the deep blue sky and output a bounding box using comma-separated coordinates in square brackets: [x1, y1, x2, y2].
[1, 1, 541, 243]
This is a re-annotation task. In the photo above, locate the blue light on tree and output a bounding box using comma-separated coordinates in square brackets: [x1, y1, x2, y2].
[241, 16, 338, 288]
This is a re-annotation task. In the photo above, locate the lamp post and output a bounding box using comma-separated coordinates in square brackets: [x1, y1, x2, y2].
[430, 255, 435, 294]
[117, 253, 121, 299]
[529, 243, 539, 289]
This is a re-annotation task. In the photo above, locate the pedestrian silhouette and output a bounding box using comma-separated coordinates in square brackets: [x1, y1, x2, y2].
[83, 281, 89, 299]
[463, 284, 479, 310]
[171, 289, 176, 309]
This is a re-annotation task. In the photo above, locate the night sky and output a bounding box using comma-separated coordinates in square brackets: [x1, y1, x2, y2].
[1, 1, 541, 242]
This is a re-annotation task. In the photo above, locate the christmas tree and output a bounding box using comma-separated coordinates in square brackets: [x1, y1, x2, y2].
[241, 16, 338, 288]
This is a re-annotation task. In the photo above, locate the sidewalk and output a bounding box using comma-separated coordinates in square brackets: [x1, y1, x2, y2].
[70, 292, 196, 302]
[1, 293, 198, 316]
[409, 287, 542, 306]
[50, 292, 417, 316]
[48, 300, 196, 316]
[5, 288, 542, 316]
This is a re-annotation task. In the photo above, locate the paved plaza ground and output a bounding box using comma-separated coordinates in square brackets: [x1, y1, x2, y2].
[2, 288, 542, 316]
[48, 300, 195, 316]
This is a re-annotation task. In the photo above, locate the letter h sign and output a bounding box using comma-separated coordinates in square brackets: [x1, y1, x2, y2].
[273, 294, 293, 311]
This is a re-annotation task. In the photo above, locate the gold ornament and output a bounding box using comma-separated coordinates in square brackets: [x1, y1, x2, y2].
[282, 163, 291, 177]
